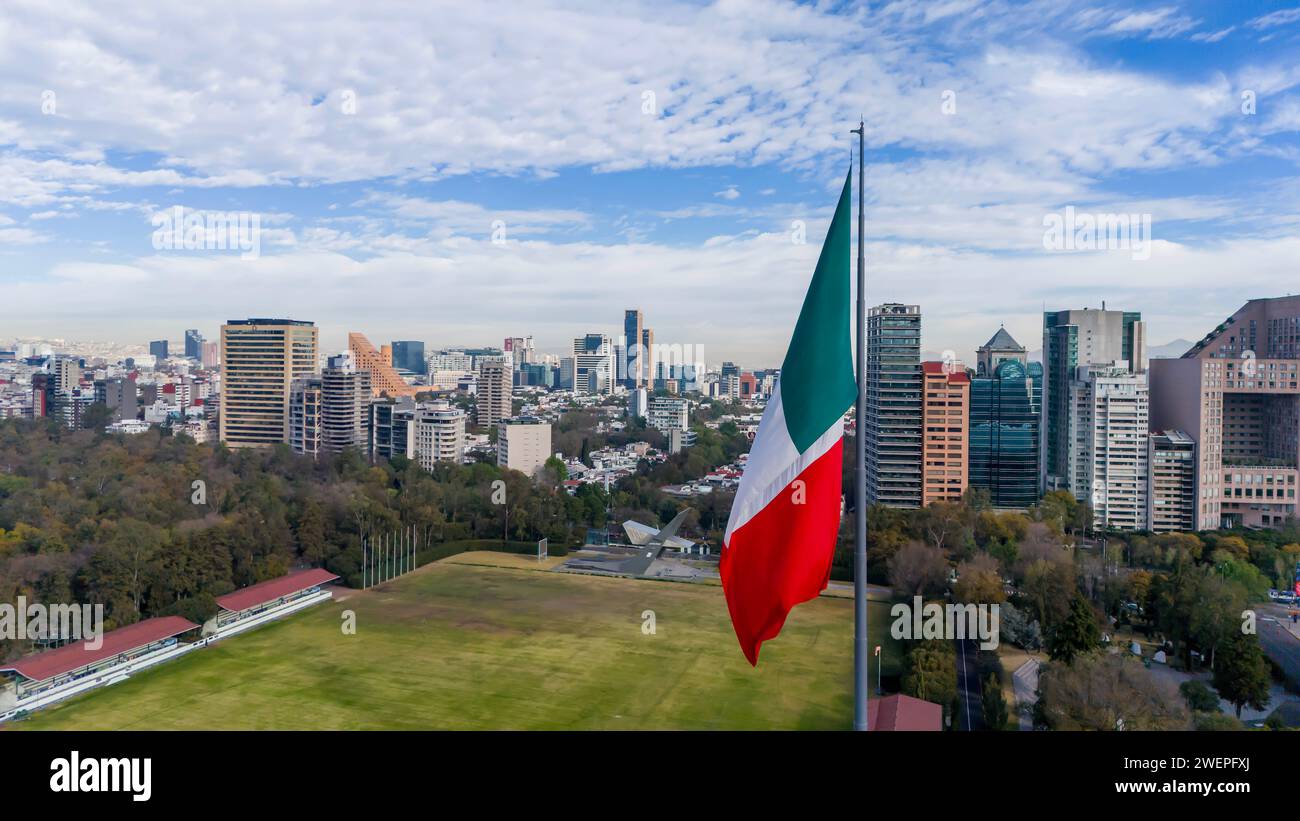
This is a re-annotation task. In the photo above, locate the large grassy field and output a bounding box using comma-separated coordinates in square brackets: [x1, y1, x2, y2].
[13, 556, 900, 730]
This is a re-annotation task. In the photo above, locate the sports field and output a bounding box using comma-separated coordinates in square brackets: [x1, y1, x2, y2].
[13, 554, 900, 730]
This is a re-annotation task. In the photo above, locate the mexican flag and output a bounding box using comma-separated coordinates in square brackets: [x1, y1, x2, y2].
[720, 170, 858, 666]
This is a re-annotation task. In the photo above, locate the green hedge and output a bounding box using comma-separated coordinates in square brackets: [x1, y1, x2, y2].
[414, 538, 568, 569]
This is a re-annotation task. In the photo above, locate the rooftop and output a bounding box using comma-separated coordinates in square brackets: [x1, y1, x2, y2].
[867, 693, 943, 731]
[980, 326, 1024, 352]
[215, 567, 340, 613]
[0, 615, 198, 683]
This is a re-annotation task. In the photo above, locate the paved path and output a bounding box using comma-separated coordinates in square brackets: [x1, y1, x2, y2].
[1012, 658, 1039, 731]
[955, 638, 984, 730]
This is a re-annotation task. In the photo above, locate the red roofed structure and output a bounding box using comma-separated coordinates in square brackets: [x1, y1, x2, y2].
[0, 615, 198, 683]
[867, 694, 943, 731]
[216, 568, 339, 614]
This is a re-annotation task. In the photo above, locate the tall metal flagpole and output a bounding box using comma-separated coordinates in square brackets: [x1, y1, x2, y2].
[851, 118, 869, 731]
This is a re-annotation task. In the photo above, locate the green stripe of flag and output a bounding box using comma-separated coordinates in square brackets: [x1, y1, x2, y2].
[779, 170, 858, 454]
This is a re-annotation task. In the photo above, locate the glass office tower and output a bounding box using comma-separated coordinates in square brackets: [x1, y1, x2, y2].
[969, 359, 1042, 508]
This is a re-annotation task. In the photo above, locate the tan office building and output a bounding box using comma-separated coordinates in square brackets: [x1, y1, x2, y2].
[920, 361, 969, 505]
[219, 319, 318, 448]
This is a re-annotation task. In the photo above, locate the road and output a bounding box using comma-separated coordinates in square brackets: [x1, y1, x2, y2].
[954, 637, 984, 731]
[1258, 613, 1300, 683]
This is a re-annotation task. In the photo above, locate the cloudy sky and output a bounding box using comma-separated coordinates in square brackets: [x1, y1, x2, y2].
[1, 0, 1298, 367]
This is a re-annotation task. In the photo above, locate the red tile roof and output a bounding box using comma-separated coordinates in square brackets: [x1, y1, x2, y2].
[867, 694, 943, 731]
[922, 361, 970, 383]
[215, 568, 339, 613]
[0, 616, 198, 683]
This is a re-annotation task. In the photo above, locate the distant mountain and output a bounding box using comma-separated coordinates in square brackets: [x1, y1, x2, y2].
[1149, 339, 1194, 360]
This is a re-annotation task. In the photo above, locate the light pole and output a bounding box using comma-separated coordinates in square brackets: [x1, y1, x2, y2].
[874, 645, 882, 695]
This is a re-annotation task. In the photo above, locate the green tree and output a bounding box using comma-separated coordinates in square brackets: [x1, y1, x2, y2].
[1178, 679, 1220, 713]
[1212, 631, 1271, 719]
[81, 402, 115, 431]
[1046, 593, 1100, 664]
[981, 673, 1008, 729]
[901, 639, 957, 722]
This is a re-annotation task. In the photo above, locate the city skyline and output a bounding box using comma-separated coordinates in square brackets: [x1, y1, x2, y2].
[1, 2, 1298, 364]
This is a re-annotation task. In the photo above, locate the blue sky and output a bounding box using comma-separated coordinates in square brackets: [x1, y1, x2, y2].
[1, 0, 1299, 366]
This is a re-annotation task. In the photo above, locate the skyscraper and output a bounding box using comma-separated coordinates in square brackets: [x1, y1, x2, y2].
[219, 318, 318, 448]
[920, 361, 969, 505]
[200, 340, 220, 369]
[185, 329, 203, 360]
[319, 354, 371, 454]
[969, 356, 1042, 509]
[476, 361, 512, 427]
[390, 340, 426, 375]
[1042, 307, 1146, 490]
[865, 304, 923, 508]
[573, 334, 614, 394]
[1068, 363, 1149, 530]
[149, 340, 169, 361]
[623, 309, 644, 389]
[288, 376, 323, 456]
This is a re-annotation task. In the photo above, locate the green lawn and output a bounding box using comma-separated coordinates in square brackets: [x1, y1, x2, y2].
[13, 558, 899, 730]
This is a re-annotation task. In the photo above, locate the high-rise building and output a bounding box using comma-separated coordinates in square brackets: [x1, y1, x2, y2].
[1068, 363, 1149, 531]
[976, 326, 1027, 377]
[320, 354, 371, 454]
[200, 340, 220, 369]
[629, 388, 648, 420]
[920, 362, 969, 505]
[149, 340, 169, 361]
[497, 417, 551, 477]
[369, 397, 416, 462]
[1150, 295, 1300, 530]
[503, 336, 534, 371]
[641, 326, 655, 390]
[573, 334, 614, 394]
[969, 356, 1042, 509]
[219, 318, 319, 448]
[52, 357, 80, 393]
[288, 376, 323, 456]
[476, 361, 512, 427]
[390, 341, 426, 375]
[558, 357, 575, 391]
[865, 304, 923, 508]
[30, 374, 51, 418]
[623, 310, 644, 390]
[428, 351, 474, 371]
[1042, 307, 1146, 490]
[647, 396, 689, 433]
[347, 332, 419, 397]
[414, 401, 465, 469]
[1148, 430, 1197, 532]
[184, 329, 203, 360]
[94, 377, 138, 423]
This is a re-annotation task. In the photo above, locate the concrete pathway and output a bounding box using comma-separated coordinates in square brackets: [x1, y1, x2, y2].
[1012, 658, 1039, 731]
